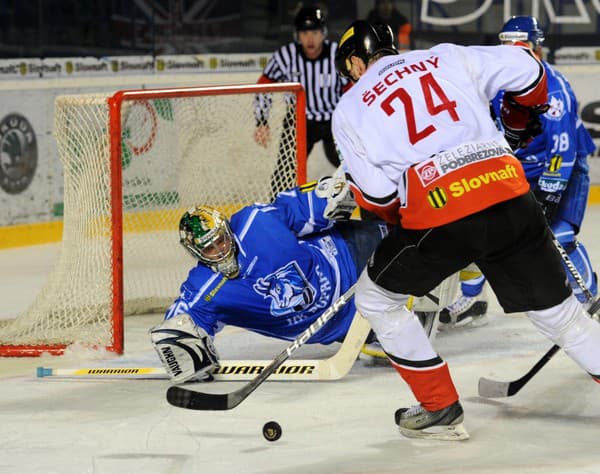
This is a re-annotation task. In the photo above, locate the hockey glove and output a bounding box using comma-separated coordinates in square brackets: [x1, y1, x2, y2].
[533, 189, 562, 222]
[150, 313, 220, 384]
[500, 95, 547, 150]
[315, 166, 357, 220]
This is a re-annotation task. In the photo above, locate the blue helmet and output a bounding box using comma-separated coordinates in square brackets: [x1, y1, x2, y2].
[498, 16, 545, 49]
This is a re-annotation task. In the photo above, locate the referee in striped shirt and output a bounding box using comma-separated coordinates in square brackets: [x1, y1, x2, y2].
[255, 5, 350, 193]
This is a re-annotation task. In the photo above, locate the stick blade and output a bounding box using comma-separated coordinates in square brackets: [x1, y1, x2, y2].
[167, 386, 237, 411]
[478, 376, 512, 398]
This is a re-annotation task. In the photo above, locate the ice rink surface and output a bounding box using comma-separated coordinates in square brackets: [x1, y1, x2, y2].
[1, 204, 600, 474]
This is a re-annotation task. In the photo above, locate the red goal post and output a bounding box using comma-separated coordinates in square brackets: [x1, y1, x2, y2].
[0, 83, 307, 356]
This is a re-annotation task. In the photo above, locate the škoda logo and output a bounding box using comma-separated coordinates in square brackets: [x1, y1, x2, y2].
[0, 113, 37, 194]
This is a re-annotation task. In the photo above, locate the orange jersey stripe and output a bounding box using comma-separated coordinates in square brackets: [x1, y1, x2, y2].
[400, 153, 529, 229]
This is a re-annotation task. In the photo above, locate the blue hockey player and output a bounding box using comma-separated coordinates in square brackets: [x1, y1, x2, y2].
[440, 16, 598, 329]
[150, 170, 388, 383]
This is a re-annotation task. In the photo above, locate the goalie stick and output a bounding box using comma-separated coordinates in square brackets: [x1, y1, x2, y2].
[167, 284, 357, 410]
[36, 312, 370, 382]
[478, 237, 599, 398]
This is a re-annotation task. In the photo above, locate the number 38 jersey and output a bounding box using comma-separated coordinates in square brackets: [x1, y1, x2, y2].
[332, 43, 547, 229]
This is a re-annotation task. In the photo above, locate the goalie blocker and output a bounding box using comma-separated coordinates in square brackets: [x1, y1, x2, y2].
[150, 313, 220, 384]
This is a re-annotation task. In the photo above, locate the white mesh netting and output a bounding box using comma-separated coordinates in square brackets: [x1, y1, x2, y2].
[0, 85, 303, 355]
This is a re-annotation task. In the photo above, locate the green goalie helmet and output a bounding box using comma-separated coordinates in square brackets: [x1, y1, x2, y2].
[179, 206, 239, 278]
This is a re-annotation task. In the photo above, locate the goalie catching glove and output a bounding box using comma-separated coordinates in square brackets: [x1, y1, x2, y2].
[315, 166, 356, 220]
[150, 313, 220, 384]
[500, 94, 548, 150]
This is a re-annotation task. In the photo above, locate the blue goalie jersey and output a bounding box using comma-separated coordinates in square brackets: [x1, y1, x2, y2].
[164, 186, 358, 344]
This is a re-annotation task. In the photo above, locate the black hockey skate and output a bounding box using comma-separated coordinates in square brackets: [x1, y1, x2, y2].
[439, 296, 488, 330]
[394, 401, 469, 441]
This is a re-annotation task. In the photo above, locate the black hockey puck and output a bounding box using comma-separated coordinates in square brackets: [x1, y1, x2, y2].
[262, 421, 282, 442]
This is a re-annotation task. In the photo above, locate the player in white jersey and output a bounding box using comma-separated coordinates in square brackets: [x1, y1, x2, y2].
[332, 20, 600, 441]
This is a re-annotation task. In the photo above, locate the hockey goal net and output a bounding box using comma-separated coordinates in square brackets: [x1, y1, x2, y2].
[0, 83, 307, 356]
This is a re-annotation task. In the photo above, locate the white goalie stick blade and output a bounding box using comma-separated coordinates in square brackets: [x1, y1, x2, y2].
[215, 310, 369, 381]
[36, 310, 370, 382]
[398, 422, 470, 441]
[36, 366, 170, 379]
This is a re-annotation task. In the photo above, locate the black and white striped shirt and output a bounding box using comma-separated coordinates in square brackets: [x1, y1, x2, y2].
[261, 40, 348, 121]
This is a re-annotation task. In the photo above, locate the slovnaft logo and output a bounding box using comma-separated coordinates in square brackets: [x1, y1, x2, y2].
[0, 113, 37, 194]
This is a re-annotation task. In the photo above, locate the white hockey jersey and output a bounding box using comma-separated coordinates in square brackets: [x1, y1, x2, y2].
[332, 43, 547, 228]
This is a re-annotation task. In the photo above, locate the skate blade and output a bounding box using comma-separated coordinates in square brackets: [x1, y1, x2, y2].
[398, 422, 470, 441]
[438, 315, 488, 332]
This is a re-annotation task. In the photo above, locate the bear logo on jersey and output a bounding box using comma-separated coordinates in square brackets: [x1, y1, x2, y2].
[545, 95, 565, 121]
[254, 262, 316, 317]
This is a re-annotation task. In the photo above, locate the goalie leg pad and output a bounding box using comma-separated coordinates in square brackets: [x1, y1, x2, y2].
[150, 314, 220, 384]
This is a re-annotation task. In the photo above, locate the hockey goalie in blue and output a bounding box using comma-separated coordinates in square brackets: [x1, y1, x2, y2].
[150, 169, 388, 383]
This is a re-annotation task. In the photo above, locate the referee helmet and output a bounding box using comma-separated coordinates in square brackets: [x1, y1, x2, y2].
[294, 6, 326, 32]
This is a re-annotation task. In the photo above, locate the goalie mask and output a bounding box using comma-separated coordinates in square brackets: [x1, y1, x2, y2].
[179, 206, 239, 278]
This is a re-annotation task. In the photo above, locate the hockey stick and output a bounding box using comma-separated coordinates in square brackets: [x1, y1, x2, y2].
[478, 237, 599, 398]
[478, 345, 561, 398]
[36, 312, 369, 382]
[37, 366, 169, 378]
[551, 236, 600, 316]
[167, 284, 357, 410]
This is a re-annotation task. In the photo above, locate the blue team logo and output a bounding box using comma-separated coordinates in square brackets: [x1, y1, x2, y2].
[545, 95, 565, 121]
[254, 262, 316, 317]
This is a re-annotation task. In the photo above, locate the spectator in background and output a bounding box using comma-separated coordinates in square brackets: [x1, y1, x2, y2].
[366, 0, 412, 50]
